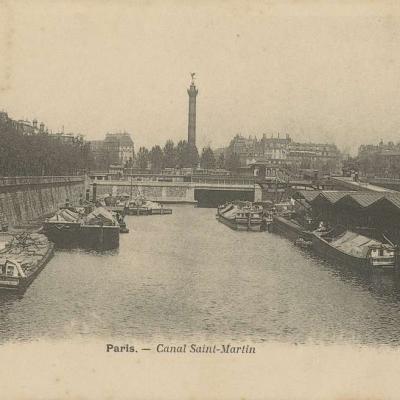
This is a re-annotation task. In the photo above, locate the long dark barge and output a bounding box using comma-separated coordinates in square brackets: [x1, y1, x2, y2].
[272, 215, 313, 242]
[42, 207, 120, 250]
[312, 227, 396, 269]
[124, 200, 172, 216]
[0, 233, 54, 291]
[217, 202, 263, 232]
[103, 195, 172, 216]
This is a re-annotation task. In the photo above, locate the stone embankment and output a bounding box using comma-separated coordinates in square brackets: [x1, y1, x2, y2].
[0, 176, 86, 227]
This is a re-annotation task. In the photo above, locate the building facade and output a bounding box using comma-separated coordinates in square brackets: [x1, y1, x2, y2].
[0, 112, 48, 135]
[89, 132, 135, 170]
[225, 133, 341, 177]
[358, 141, 400, 178]
[288, 142, 341, 175]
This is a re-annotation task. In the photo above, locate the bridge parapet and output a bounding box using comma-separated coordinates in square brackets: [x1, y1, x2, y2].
[0, 176, 84, 187]
[93, 179, 256, 189]
[91, 178, 259, 203]
[191, 176, 256, 186]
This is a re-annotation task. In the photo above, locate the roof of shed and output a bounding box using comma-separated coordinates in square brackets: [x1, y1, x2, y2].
[335, 192, 385, 208]
[307, 190, 400, 212]
[292, 190, 321, 202]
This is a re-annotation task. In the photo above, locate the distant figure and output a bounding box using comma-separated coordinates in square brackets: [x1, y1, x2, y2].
[317, 221, 327, 232]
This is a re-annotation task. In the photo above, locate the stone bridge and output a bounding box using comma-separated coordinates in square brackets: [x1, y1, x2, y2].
[91, 177, 262, 206]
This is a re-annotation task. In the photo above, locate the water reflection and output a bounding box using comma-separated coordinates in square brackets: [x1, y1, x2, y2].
[308, 250, 400, 303]
[2, 205, 400, 346]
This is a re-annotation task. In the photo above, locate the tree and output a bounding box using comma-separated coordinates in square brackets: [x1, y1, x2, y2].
[0, 118, 95, 176]
[200, 146, 216, 169]
[163, 140, 176, 168]
[225, 152, 241, 173]
[124, 157, 134, 169]
[149, 145, 163, 172]
[176, 140, 189, 168]
[216, 152, 225, 169]
[136, 147, 149, 170]
[188, 145, 199, 168]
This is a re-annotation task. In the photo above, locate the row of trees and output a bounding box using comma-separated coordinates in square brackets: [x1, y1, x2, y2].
[133, 139, 240, 172]
[0, 119, 93, 176]
[0, 116, 243, 176]
[135, 140, 199, 171]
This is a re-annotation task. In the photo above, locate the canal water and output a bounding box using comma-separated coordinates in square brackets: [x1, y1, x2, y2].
[2, 205, 400, 345]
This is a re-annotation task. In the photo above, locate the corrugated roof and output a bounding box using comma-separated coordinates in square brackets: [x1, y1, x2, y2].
[336, 192, 384, 208]
[309, 191, 400, 212]
[369, 193, 400, 210]
[319, 191, 353, 203]
[292, 190, 321, 202]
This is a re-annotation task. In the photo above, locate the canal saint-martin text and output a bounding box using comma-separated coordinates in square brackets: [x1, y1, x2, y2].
[106, 344, 256, 354]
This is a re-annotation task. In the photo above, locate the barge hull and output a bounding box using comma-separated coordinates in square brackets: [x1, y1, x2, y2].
[125, 208, 150, 216]
[43, 223, 120, 250]
[42, 222, 82, 248]
[0, 242, 55, 291]
[80, 225, 120, 250]
[312, 233, 368, 268]
[218, 215, 262, 232]
[272, 216, 313, 242]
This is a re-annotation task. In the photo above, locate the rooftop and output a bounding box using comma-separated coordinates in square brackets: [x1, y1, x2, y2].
[105, 132, 134, 146]
[293, 190, 400, 213]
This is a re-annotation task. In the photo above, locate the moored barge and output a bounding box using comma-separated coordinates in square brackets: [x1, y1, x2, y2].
[272, 215, 313, 242]
[42, 208, 82, 247]
[43, 207, 120, 250]
[0, 232, 54, 291]
[312, 227, 396, 269]
[80, 208, 120, 250]
[217, 202, 263, 231]
[103, 194, 172, 216]
[125, 198, 172, 216]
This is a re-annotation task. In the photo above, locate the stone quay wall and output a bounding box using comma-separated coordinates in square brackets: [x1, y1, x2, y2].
[0, 176, 86, 226]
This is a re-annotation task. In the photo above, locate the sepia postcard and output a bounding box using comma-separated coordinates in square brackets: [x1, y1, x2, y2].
[2, 0, 400, 399]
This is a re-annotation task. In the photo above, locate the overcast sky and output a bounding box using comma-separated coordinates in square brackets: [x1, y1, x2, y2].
[1, 1, 400, 154]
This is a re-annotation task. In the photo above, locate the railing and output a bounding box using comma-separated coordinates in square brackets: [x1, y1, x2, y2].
[191, 177, 256, 186]
[90, 174, 257, 186]
[367, 177, 400, 183]
[0, 176, 84, 186]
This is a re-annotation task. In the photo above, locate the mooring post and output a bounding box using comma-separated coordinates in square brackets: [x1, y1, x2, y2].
[92, 183, 97, 203]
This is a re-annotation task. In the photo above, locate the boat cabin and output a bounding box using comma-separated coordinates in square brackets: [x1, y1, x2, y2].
[0, 259, 25, 278]
[368, 245, 395, 260]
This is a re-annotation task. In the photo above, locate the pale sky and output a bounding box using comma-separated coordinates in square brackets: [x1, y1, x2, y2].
[1, 1, 400, 154]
